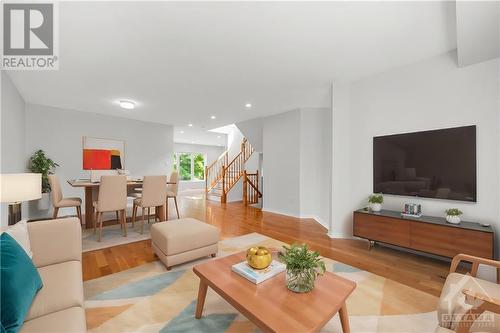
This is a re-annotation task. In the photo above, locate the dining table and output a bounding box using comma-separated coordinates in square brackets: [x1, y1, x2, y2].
[67, 178, 175, 229]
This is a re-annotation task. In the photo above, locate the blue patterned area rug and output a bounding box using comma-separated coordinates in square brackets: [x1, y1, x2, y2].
[84, 233, 438, 332]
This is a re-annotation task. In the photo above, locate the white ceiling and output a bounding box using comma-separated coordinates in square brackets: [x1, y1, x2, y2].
[7, 1, 456, 128]
[173, 126, 227, 147]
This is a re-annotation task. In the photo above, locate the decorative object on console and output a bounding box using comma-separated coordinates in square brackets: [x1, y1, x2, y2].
[28, 149, 58, 210]
[401, 203, 422, 218]
[246, 246, 272, 269]
[368, 193, 383, 212]
[278, 243, 326, 293]
[0, 173, 42, 225]
[83, 136, 125, 170]
[445, 208, 462, 224]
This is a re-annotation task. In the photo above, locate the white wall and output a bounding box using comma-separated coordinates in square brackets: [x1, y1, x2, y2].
[25, 104, 174, 218]
[456, 1, 500, 67]
[262, 109, 301, 217]
[1, 72, 27, 227]
[332, 52, 500, 253]
[330, 82, 352, 237]
[299, 108, 331, 228]
[236, 117, 264, 152]
[241, 108, 332, 227]
[174, 142, 225, 191]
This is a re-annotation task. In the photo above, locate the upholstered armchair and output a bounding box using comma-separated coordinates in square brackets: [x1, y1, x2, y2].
[436, 254, 500, 333]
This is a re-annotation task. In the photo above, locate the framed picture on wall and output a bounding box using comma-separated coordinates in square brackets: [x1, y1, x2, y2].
[82, 136, 125, 170]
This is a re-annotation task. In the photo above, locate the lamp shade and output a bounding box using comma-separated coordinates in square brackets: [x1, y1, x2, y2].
[0, 173, 42, 203]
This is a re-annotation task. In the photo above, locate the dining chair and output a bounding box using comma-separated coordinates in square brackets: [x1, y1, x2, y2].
[93, 175, 127, 242]
[167, 171, 180, 219]
[131, 175, 167, 234]
[48, 175, 82, 224]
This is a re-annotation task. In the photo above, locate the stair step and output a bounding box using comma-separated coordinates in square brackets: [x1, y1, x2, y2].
[206, 194, 222, 202]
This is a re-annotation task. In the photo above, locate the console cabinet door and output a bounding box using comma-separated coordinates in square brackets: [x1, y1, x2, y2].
[410, 222, 493, 259]
[353, 213, 410, 247]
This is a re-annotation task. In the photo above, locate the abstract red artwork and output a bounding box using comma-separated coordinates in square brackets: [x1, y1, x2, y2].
[83, 149, 112, 170]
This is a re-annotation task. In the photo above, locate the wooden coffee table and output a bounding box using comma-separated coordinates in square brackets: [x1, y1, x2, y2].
[193, 252, 356, 333]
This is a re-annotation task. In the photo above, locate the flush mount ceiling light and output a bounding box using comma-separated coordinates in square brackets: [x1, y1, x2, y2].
[119, 100, 135, 110]
[210, 115, 216, 119]
[180, 130, 184, 134]
[188, 123, 193, 127]
[244, 103, 252, 109]
[217, 135, 221, 139]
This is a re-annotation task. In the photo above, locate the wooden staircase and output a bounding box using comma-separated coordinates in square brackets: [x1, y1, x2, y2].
[243, 170, 262, 205]
[205, 138, 259, 204]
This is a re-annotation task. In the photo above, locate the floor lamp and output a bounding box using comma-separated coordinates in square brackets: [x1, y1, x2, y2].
[0, 173, 42, 225]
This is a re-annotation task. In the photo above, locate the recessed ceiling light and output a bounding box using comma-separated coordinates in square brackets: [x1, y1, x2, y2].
[245, 103, 252, 109]
[210, 115, 216, 119]
[188, 123, 193, 127]
[119, 100, 135, 110]
[180, 130, 184, 134]
[217, 135, 221, 139]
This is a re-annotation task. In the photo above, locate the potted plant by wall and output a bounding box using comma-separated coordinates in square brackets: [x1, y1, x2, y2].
[445, 208, 462, 224]
[278, 243, 326, 293]
[368, 193, 384, 212]
[29, 149, 59, 210]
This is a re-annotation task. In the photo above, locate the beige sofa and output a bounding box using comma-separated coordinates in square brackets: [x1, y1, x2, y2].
[20, 218, 86, 333]
[436, 254, 499, 333]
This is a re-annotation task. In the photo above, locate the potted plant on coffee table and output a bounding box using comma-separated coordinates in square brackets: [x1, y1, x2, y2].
[278, 243, 326, 293]
[368, 193, 384, 212]
[29, 149, 59, 210]
[445, 208, 462, 224]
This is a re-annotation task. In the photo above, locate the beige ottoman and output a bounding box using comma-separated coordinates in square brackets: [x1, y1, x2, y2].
[151, 218, 219, 269]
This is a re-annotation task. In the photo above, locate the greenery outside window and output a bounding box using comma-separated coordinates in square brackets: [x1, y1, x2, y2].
[173, 152, 205, 181]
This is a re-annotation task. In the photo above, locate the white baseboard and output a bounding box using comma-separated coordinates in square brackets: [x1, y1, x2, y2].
[262, 208, 329, 230]
[262, 207, 301, 218]
[299, 214, 328, 229]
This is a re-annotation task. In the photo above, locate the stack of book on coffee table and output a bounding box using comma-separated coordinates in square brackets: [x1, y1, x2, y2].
[231, 260, 285, 284]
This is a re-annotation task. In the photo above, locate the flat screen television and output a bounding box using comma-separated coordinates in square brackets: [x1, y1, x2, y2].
[373, 125, 476, 202]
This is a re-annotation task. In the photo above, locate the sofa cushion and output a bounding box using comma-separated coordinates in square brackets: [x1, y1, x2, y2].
[25, 261, 83, 321]
[151, 218, 219, 256]
[438, 272, 500, 332]
[20, 307, 86, 333]
[0, 233, 43, 333]
[27, 218, 82, 268]
[2, 220, 32, 258]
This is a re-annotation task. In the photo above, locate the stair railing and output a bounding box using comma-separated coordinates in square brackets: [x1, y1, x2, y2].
[243, 170, 262, 205]
[221, 150, 244, 203]
[206, 138, 255, 202]
[205, 150, 228, 193]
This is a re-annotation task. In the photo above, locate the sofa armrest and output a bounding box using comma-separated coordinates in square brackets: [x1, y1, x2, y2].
[450, 254, 500, 283]
[28, 218, 82, 268]
[462, 289, 500, 313]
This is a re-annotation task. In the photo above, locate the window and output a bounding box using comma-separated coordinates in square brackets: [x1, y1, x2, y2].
[173, 152, 205, 181]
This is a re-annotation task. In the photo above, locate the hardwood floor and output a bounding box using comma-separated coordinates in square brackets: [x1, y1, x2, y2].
[82, 189, 451, 296]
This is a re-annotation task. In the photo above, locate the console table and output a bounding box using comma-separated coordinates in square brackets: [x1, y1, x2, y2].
[353, 209, 494, 259]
